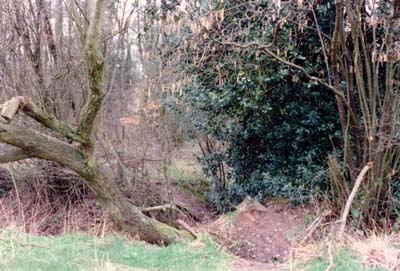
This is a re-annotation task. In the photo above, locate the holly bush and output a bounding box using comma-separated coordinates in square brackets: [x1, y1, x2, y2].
[165, 0, 341, 209]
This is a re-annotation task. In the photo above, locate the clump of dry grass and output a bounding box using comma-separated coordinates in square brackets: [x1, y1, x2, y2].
[0, 158, 116, 237]
[0, 189, 113, 236]
[349, 234, 400, 270]
[290, 241, 326, 266]
[288, 232, 400, 271]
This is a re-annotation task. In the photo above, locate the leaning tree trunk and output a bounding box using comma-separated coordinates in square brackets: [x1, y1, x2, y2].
[82, 160, 192, 244]
[0, 0, 191, 244]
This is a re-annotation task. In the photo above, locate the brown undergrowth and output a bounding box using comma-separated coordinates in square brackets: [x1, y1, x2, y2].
[0, 190, 111, 236]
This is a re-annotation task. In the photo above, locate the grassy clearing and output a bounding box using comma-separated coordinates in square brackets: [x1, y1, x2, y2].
[0, 231, 230, 271]
[166, 165, 205, 184]
[167, 165, 209, 191]
[166, 162, 210, 203]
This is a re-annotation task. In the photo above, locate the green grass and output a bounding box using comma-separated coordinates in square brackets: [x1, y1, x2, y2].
[166, 165, 206, 184]
[166, 165, 210, 200]
[303, 250, 386, 271]
[0, 231, 230, 271]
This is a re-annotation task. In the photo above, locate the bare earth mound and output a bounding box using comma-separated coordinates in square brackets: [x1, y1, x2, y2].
[209, 197, 306, 263]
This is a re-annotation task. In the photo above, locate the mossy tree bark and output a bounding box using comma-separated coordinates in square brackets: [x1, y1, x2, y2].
[0, 0, 191, 244]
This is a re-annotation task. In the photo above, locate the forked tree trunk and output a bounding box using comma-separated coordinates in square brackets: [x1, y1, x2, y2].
[0, 0, 191, 244]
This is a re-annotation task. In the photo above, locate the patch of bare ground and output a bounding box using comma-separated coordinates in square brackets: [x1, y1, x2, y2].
[208, 197, 307, 264]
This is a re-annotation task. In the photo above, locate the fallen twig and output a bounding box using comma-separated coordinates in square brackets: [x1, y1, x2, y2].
[176, 219, 197, 238]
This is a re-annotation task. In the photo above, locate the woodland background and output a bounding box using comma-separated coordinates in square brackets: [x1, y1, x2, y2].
[0, 0, 399, 270]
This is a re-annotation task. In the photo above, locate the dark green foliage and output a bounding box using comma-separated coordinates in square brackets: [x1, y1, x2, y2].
[167, 0, 341, 210]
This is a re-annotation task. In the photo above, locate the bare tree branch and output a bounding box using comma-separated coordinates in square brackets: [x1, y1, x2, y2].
[0, 119, 86, 175]
[102, 7, 135, 42]
[73, 0, 90, 25]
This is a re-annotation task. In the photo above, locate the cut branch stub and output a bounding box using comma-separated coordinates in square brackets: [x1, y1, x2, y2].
[1, 98, 20, 122]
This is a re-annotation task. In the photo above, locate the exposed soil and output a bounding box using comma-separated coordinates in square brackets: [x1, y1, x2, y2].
[208, 199, 306, 264]
[139, 182, 307, 269]
[152, 179, 307, 266]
